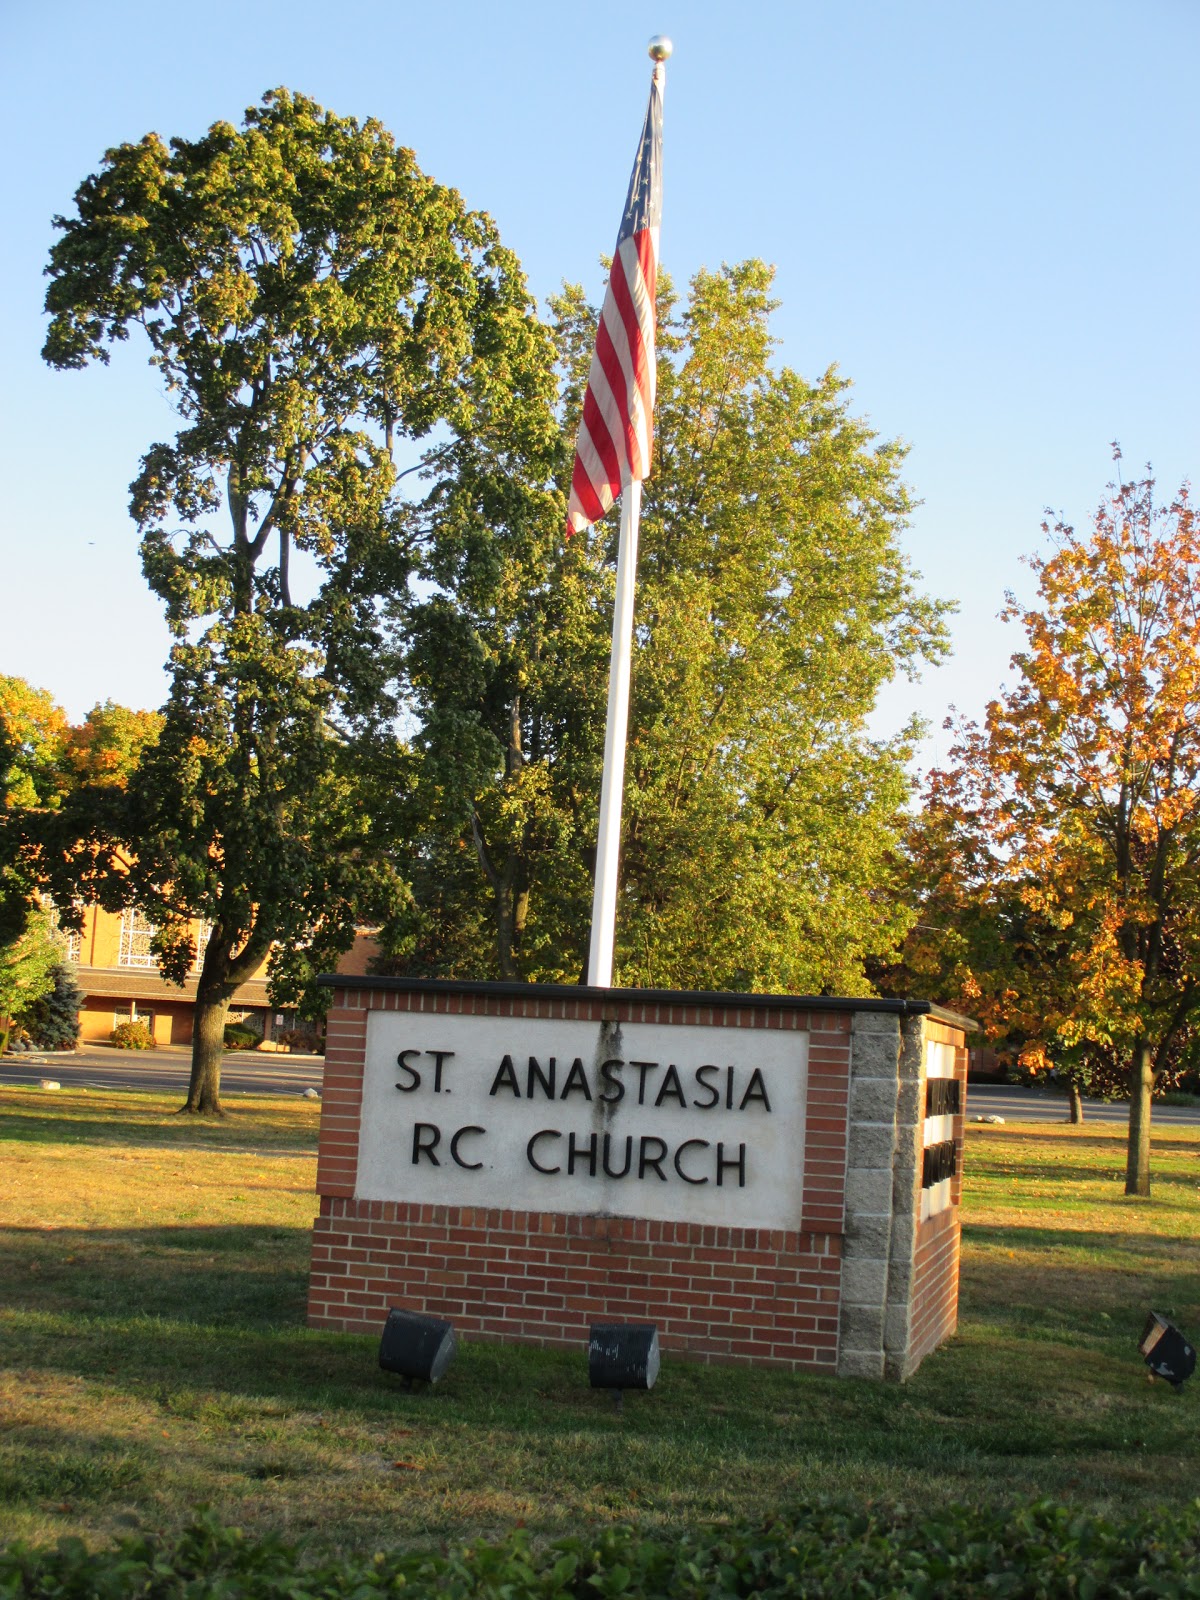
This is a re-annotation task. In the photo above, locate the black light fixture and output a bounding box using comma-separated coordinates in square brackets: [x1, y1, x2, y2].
[588, 1322, 660, 1410]
[379, 1308, 457, 1390]
[1139, 1312, 1196, 1390]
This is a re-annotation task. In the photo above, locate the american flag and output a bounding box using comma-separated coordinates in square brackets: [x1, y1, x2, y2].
[566, 68, 664, 534]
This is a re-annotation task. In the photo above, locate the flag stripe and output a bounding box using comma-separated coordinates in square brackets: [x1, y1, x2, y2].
[608, 247, 653, 475]
[595, 302, 640, 478]
[580, 378, 623, 493]
[570, 450, 609, 526]
[567, 67, 663, 534]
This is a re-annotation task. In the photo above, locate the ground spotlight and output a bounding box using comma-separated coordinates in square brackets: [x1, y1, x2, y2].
[1139, 1312, 1196, 1390]
[589, 1322, 660, 1410]
[379, 1308, 457, 1390]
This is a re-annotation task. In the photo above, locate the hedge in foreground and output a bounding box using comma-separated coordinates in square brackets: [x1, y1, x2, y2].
[3, 1500, 1200, 1599]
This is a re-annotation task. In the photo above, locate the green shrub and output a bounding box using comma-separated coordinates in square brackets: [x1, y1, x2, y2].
[223, 1022, 261, 1050]
[277, 1026, 319, 1052]
[3, 1501, 1200, 1599]
[109, 1020, 152, 1049]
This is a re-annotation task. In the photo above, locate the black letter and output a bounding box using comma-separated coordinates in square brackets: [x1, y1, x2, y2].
[739, 1068, 771, 1113]
[638, 1135, 668, 1181]
[654, 1063, 687, 1108]
[450, 1125, 485, 1170]
[602, 1132, 633, 1178]
[527, 1055, 556, 1099]
[395, 1049, 422, 1092]
[429, 1050, 455, 1093]
[599, 1059, 625, 1103]
[567, 1130, 598, 1176]
[715, 1142, 747, 1187]
[693, 1065, 721, 1109]
[674, 1138, 710, 1184]
[725, 1066, 735, 1110]
[412, 1122, 441, 1166]
[527, 1129, 562, 1174]
[560, 1057, 593, 1101]
[489, 1055, 521, 1097]
[631, 1060, 659, 1105]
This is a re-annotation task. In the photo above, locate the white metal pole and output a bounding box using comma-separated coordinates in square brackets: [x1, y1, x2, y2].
[587, 479, 642, 987]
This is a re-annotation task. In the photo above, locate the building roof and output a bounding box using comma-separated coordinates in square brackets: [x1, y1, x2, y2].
[73, 966, 272, 1007]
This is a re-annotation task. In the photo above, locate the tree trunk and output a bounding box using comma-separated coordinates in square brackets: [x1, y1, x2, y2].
[180, 912, 274, 1114]
[496, 884, 517, 981]
[1067, 1080, 1084, 1124]
[185, 988, 230, 1113]
[1125, 1041, 1154, 1196]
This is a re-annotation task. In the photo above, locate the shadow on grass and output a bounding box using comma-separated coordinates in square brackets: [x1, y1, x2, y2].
[0, 1103, 318, 1156]
[964, 1223, 1200, 1256]
[1, 1224, 314, 1333]
[5, 1224, 1200, 1551]
[970, 1129, 1200, 1158]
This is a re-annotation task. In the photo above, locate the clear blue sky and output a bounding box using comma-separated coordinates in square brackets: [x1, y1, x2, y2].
[2, 0, 1196, 770]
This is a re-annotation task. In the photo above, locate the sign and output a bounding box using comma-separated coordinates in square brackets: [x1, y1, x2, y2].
[921, 1040, 957, 1221]
[357, 1013, 809, 1229]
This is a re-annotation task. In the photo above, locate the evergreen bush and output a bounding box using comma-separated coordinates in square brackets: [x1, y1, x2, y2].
[23, 963, 82, 1050]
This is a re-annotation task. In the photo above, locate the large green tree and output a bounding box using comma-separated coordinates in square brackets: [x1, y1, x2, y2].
[34, 88, 558, 1111]
[388, 261, 950, 989]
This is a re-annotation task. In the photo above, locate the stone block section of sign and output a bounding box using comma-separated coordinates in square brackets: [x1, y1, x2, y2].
[836, 1011, 903, 1379]
[307, 979, 970, 1378]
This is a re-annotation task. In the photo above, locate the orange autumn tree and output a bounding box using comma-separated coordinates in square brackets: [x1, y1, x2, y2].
[896, 790, 1164, 1122]
[909, 460, 1200, 1193]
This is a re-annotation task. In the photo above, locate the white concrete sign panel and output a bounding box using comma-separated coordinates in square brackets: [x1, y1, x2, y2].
[357, 1012, 809, 1229]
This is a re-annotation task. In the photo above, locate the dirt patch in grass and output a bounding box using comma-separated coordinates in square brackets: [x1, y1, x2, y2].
[2, 1087, 1198, 1555]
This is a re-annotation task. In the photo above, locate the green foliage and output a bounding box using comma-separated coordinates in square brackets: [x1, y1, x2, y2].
[4, 1501, 1200, 1598]
[21, 963, 82, 1050]
[36, 87, 559, 1109]
[223, 1022, 260, 1050]
[390, 262, 949, 989]
[0, 910, 59, 1036]
[109, 1020, 152, 1049]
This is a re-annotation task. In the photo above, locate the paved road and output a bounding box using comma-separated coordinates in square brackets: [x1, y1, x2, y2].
[0, 1043, 323, 1097]
[3, 1051, 1198, 1124]
[966, 1081, 1200, 1127]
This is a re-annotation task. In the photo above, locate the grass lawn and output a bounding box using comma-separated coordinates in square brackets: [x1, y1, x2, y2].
[1, 1086, 1198, 1556]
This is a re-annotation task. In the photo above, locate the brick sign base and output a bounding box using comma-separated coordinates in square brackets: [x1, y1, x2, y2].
[308, 980, 969, 1380]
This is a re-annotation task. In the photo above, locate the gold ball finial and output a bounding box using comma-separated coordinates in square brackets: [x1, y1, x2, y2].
[648, 35, 673, 63]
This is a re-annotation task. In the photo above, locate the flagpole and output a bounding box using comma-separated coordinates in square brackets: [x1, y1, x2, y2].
[587, 478, 642, 987]
[581, 35, 670, 988]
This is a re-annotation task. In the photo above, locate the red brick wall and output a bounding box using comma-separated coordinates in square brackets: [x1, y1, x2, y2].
[308, 985, 855, 1371]
[310, 1199, 842, 1368]
[908, 1022, 968, 1366]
